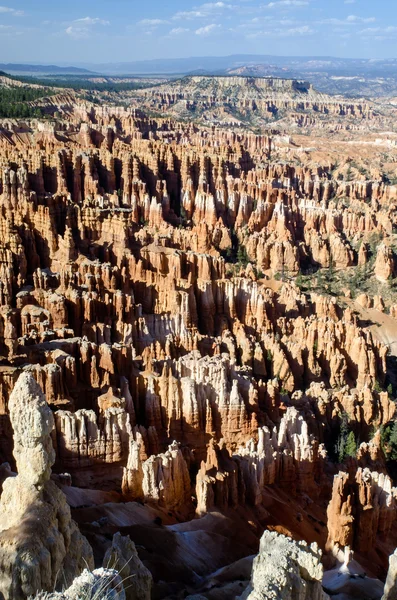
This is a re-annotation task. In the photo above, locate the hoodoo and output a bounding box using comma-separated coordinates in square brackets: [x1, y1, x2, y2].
[0, 27, 397, 600]
[0, 373, 93, 599]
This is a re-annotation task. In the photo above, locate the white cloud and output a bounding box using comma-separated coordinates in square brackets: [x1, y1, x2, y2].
[265, 1, 309, 7]
[346, 14, 375, 23]
[74, 17, 110, 25]
[285, 25, 313, 34]
[173, 10, 205, 19]
[317, 15, 375, 25]
[195, 23, 220, 35]
[173, 2, 233, 20]
[65, 25, 90, 39]
[200, 2, 226, 7]
[360, 26, 397, 35]
[169, 27, 190, 35]
[65, 16, 109, 39]
[247, 24, 314, 38]
[138, 18, 169, 26]
[201, 2, 232, 8]
[236, 17, 272, 30]
[0, 6, 24, 16]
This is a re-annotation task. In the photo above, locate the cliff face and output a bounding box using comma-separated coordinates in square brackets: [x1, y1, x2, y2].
[0, 76, 397, 599]
[195, 406, 328, 515]
[139, 75, 372, 122]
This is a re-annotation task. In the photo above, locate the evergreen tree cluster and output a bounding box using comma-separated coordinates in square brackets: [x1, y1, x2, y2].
[0, 86, 53, 118]
[221, 229, 250, 267]
[381, 422, 397, 461]
[335, 411, 357, 462]
[16, 76, 155, 93]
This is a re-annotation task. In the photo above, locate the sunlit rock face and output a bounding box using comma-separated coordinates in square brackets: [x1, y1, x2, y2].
[240, 530, 326, 600]
[0, 75, 397, 600]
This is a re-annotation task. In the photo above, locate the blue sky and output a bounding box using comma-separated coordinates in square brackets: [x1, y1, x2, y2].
[0, 0, 395, 64]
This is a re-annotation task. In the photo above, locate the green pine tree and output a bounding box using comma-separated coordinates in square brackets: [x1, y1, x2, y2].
[336, 411, 349, 463]
[236, 245, 249, 267]
[388, 422, 397, 460]
[344, 431, 357, 458]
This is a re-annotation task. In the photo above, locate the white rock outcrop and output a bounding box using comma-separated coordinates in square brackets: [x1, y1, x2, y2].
[33, 568, 126, 600]
[0, 373, 94, 600]
[383, 547, 397, 600]
[122, 440, 191, 510]
[239, 530, 326, 600]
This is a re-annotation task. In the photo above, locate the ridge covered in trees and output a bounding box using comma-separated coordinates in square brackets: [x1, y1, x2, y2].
[0, 80, 54, 118]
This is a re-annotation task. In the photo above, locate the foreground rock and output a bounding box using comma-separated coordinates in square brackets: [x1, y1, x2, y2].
[238, 530, 326, 600]
[0, 373, 93, 600]
[103, 532, 153, 600]
[33, 568, 125, 600]
[383, 548, 397, 600]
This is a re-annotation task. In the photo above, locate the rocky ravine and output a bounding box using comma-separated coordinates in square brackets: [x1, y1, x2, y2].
[0, 76, 397, 598]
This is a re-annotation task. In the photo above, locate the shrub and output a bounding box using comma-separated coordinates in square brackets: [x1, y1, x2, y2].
[373, 380, 383, 393]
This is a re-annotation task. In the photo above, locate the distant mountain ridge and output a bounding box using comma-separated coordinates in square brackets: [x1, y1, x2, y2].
[4, 55, 397, 96]
[0, 63, 94, 74]
[4, 55, 397, 78]
[79, 54, 397, 77]
[73, 55, 397, 96]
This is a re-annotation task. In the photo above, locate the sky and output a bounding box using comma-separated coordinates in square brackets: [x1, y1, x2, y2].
[0, 0, 395, 65]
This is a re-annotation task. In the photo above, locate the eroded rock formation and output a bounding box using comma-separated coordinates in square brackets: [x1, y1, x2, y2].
[326, 468, 397, 554]
[240, 530, 326, 600]
[0, 373, 93, 600]
[122, 440, 191, 511]
[0, 74, 396, 598]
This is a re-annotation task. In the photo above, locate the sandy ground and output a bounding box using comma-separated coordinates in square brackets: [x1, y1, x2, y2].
[351, 302, 397, 357]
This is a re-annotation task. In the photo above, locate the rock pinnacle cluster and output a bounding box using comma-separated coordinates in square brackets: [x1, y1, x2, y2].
[0, 73, 397, 599]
